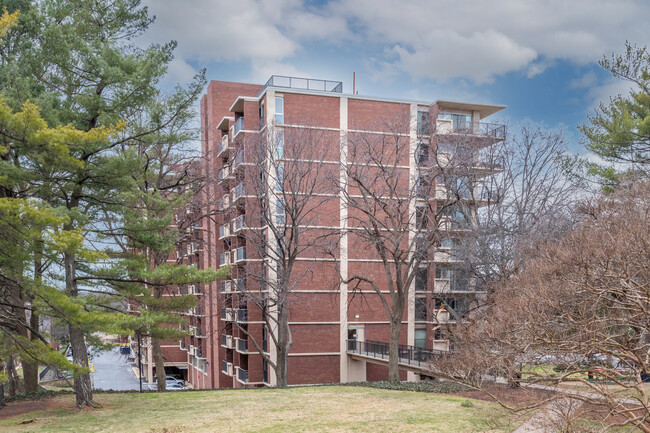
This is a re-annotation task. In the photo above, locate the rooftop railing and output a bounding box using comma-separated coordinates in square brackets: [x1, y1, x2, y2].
[257, 75, 343, 97]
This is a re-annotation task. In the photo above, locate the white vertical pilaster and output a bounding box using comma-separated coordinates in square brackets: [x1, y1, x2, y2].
[339, 96, 349, 382]
[407, 104, 418, 382]
[264, 91, 278, 386]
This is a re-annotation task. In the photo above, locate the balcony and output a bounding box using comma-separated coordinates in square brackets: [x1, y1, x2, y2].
[233, 149, 245, 172]
[217, 134, 230, 157]
[219, 280, 233, 293]
[221, 307, 234, 321]
[236, 308, 248, 323]
[219, 251, 231, 267]
[232, 182, 245, 203]
[219, 223, 230, 240]
[234, 117, 244, 137]
[234, 246, 246, 263]
[232, 214, 245, 233]
[257, 75, 343, 97]
[222, 360, 233, 376]
[435, 119, 506, 143]
[236, 366, 249, 384]
[217, 164, 230, 184]
[236, 337, 249, 354]
[235, 277, 246, 292]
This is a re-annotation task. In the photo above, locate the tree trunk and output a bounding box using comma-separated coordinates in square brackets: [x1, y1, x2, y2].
[7, 356, 18, 397]
[21, 302, 39, 393]
[64, 251, 97, 408]
[274, 306, 289, 388]
[388, 318, 402, 383]
[152, 337, 166, 392]
[0, 382, 5, 408]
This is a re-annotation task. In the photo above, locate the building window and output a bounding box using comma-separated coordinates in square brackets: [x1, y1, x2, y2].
[259, 102, 265, 128]
[414, 327, 427, 349]
[275, 198, 285, 225]
[417, 110, 430, 136]
[416, 141, 429, 165]
[415, 205, 427, 230]
[275, 130, 284, 159]
[415, 266, 428, 292]
[275, 163, 284, 192]
[415, 297, 427, 321]
[275, 96, 284, 124]
[435, 265, 451, 279]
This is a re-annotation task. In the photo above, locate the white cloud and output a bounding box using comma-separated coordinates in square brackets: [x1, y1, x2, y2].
[142, 0, 650, 85]
[569, 72, 598, 89]
[331, 0, 649, 83]
[585, 78, 636, 110]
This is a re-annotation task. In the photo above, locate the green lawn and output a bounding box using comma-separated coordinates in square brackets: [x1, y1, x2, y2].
[0, 386, 522, 433]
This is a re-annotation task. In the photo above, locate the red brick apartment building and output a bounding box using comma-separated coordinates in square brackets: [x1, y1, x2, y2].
[171, 75, 505, 389]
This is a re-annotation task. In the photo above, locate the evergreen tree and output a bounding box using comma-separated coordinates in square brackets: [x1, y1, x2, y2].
[580, 42, 650, 190]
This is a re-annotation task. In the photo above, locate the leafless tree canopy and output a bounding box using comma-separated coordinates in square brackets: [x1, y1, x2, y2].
[434, 180, 650, 432]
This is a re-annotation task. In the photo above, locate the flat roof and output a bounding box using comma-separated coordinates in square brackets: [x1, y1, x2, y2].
[216, 78, 506, 120]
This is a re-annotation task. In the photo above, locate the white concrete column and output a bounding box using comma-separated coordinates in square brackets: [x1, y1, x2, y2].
[407, 104, 418, 382]
[339, 96, 349, 382]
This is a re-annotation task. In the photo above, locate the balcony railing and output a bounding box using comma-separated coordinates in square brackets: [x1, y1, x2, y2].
[217, 165, 230, 183]
[435, 120, 506, 140]
[219, 251, 230, 267]
[234, 117, 244, 136]
[236, 308, 248, 323]
[257, 75, 343, 97]
[232, 214, 245, 232]
[237, 367, 249, 384]
[235, 277, 245, 292]
[217, 135, 230, 157]
[219, 223, 230, 239]
[236, 337, 248, 353]
[232, 182, 245, 202]
[233, 149, 245, 171]
[234, 246, 246, 263]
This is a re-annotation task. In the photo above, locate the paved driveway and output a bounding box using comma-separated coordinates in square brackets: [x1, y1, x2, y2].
[91, 346, 152, 391]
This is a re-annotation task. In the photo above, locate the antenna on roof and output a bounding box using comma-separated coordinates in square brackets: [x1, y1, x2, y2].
[353, 72, 356, 95]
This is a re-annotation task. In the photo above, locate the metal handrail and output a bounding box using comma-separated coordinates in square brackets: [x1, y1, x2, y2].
[257, 75, 343, 97]
[346, 339, 445, 367]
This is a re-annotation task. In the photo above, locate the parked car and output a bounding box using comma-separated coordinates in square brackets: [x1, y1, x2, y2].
[154, 375, 185, 386]
[166, 383, 188, 391]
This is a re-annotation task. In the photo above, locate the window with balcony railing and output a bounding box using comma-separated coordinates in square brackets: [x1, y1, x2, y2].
[237, 337, 248, 352]
[219, 251, 230, 266]
[233, 182, 245, 201]
[219, 224, 229, 239]
[234, 246, 246, 262]
[237, 308, 248, 322]
[222, 360, 228, 374]
[234, 116, 244, 136]
[233, 214, 245, 232]
[238, 367, 249, 383]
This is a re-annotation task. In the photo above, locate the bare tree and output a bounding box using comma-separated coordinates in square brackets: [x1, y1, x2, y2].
[226, 125, 336, 387]
[339, 113, 496, 382]
[458, 124, 578, 285]
[433, 181, 650, 432]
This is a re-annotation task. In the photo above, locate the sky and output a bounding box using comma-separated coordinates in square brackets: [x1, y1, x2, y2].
[141, 0, 650, 154]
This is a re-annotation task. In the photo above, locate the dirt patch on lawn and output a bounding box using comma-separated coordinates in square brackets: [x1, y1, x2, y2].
[0, 397, 69, 420]
[452, 384, 557, 408]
